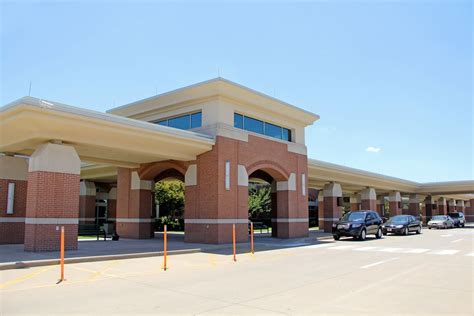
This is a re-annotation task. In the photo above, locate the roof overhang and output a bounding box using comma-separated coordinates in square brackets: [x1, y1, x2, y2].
[0, 97, 215, 167]
[107, 78, 320, 126]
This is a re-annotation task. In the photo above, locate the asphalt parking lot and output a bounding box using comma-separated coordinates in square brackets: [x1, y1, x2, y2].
[1, 226, 473, 315]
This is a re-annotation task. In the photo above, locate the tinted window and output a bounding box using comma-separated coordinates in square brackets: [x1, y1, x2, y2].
[265, 122, 282, 139]
[234, 113, 243, 129]
[157, 120, 168, 126]
[282, 128, 291, 141]
[168, 115, 190, 130]
[244, 116, 264, 134]
[341, 212, 366, 222]
[191, 112, 202, 128]
[448, 213, 459, 218]
[387, 216, 408, 224]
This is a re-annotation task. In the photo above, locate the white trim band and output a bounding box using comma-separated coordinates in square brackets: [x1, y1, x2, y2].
[185, 219, 248, 224]
[319, 217, 340, 221]
[25, 218, 79, 225]
[115, 218, 154, 223]
[271, 218, 309, 223]
[0, 217, 25, 223]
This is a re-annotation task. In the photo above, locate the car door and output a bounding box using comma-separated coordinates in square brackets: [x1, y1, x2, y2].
[365, 213, 376, 234]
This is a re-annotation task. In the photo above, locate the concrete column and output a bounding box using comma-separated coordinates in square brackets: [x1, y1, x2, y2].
[0, 155, 28, 244]
[456, 200, 465, 212]
[24, 143, 81, 251]
[322, 182, 342, 233]
[360, 187, 377, 212]
[376, 196, 385, 217]
[466, 199, 474, 223]
[438, 197, 447, 215]
[448, 199, 456, 213]
[388, 192, 402, 217]
[350, 194, 360, 211]
[116, 168, 154, 239]
[79, 181, 96, 224]
[108, 187, 117, 221]
[408, 194, 422, 217]
[424, 196, 436, 224]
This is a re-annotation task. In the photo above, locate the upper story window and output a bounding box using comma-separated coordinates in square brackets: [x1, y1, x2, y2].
[155, 112, 202, 130]
[234, 113, 292, 142]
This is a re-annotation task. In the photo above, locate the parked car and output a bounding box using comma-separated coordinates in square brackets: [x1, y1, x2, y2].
[381, 215, 422, 236]
[427, 215, 455, 229]
[332, 210, 383, 241]
[447, 212, 466, 228]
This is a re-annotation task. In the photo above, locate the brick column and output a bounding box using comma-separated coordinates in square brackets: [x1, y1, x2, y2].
[408, 194, 422, 217]
[361, 187, 376, 212]
[448, 199, 456, 213]
[0, 155, 28, 244]
[466, 199, 474, 223]
[456, 200, 465, 213]
[376, 196, 385, 217]
[108, 187, 117, 221]
[79, 181, 96, 224]
[438, 197, 447, 215]
[116, 168, 154, 239]
[424, 196, 436, 224]
[388, 192, 401, 217]
[317, 190, 324, 229]
[24, 143, 81, 251]
[322, 182, 342, 233]
[350, 194, 360, 211]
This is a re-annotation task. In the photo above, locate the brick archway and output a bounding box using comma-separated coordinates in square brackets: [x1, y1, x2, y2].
[139, 160, 188, 181]
[246, 160, 289, 182]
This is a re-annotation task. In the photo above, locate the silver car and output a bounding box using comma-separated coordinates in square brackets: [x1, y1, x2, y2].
[427, 215, 454, 229]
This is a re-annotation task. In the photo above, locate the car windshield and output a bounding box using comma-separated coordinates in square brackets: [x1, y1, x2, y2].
[341, 212, 366, 222]
[448, 213, 459, 218]
[431, 216, 446, 221]
[386, 216, 408, 224]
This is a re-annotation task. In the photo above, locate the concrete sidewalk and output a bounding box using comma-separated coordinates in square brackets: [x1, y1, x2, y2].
[0, 230, 332, 270]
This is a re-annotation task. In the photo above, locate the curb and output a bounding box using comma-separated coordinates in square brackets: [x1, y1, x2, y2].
[0, 248, 202, 271]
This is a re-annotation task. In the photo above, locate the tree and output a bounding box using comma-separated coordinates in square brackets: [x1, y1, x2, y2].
[155, 180, 185, 218]
[248, 182, 272, 218]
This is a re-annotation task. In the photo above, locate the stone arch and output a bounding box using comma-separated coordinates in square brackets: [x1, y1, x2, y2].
[139, 160, 187, 181]
[246, 160, 289, 182]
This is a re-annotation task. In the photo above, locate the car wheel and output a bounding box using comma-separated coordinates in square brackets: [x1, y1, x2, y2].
[428, 227, 431, 230]
[461, 223, 465, 228]
[333, 235, 340, 241]
[443, 223, 447, 229]
[382, 231, 387, 236]
[375, 228, 382, 239]
[416, 226, 421, 234]
[359, 229, 366, 241]
[404, 227, 409, 236]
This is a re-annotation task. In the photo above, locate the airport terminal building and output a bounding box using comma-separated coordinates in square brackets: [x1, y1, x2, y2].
[1, 78, 473, 252]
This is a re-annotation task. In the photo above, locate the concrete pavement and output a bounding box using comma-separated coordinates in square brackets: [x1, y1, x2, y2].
[1, 226, 473, 315]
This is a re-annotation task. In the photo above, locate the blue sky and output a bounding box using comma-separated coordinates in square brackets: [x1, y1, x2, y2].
[1, 1, 472, 182]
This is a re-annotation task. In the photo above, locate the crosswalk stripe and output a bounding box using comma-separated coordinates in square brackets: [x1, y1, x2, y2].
[353, 246, 378, 251]
[429, 250, 460, 255]
[465, 252, 474, 257]
[328, 245, 355, 250]
[404, 248, 430, 254]
[379, 248, 405, 253]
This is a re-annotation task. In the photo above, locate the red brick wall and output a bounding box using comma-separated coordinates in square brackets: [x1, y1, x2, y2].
[24, 171, 80, 251]
[0, 179, 27, 244]
[79, 195, 96, 223]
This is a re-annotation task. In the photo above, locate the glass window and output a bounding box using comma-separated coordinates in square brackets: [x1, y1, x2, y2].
[265, 122, 282, 139]
[191, 112, 202, 128]
[157, 120, 168, 126]
[168, 115, 190, 130]
[282, 128, 291, 141]
[234, 113, 243, 129]
[244, 116, 264, 134]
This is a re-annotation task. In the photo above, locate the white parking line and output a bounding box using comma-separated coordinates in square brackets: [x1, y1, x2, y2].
[440, 234, 453, 237]
[429, 250, 460, 255]
[360, 257, 399, 269]
[404, 248, 430, 254]
[303, 243, 334, 249]
[379, 247, 405, 253]
[451, 239, 463, 243]
[329, 245, 356, 250]
[466, 253, 474, 257]
[353, 246, 378, 252]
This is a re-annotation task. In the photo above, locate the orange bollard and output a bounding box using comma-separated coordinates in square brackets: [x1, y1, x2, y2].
[232, 224, 236, 262]
[163, 224, 167, 271]
[60, 226, 65, 282]
[250, 222, 254, 255]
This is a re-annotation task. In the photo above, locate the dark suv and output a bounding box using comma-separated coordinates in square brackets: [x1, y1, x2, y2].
[448, 212, 466, 228]
[332, 210, 383, 241]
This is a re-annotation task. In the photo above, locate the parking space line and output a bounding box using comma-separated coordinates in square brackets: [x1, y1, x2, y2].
[404, 248, 430, 254]
[465, 252, 474, 257]
[378, 247, 404, 253]
[429, 250, 460, 255]
[353, 246, 378, 252]
[0, 266, 55, 290]
[451, 238, 463, 243]
[89, 260, 119, 281]
[328, 245, 356, 250]
[360, 257, 399, 269]
[440, 234, 453, 237]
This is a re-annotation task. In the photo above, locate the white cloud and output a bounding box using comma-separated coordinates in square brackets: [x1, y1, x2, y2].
[366, 146, 381, 153]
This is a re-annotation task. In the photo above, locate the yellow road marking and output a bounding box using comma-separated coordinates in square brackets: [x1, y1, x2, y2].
[0, 266, 55, 290]
[89, 261, 119, 281]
